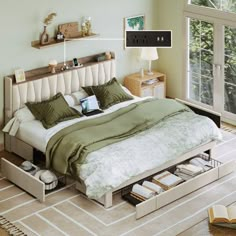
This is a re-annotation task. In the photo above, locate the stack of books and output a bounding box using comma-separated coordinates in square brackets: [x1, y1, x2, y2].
[152, 171, 183, 190]
[174, 164, 203, 181]
[208, 205, 236, 229]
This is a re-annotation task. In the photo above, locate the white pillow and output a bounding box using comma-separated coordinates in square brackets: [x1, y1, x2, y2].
[72, 90, 88, 104]
[64, 90, 88, 106]
[14, 107, 35, 123]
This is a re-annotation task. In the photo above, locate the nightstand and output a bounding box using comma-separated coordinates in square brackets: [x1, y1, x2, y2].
[124, 71, 166, 98]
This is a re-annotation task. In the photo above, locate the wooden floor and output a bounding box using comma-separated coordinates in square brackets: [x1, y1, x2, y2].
[0, 126, 236, 236]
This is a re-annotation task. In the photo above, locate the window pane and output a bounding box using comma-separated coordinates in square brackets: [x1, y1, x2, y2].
[225, 83, 236, 114]
[188, 18, 214, 106]
[190, 0, 236, 14]
[224, 25, 236, 114]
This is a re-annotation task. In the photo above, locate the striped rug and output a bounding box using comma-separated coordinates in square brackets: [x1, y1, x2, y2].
[0, 130, 236, 236]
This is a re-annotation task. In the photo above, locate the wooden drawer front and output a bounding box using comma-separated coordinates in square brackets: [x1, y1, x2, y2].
[218, 160, 236, 178]
[1, 158, 45, 202]
[156, 167, 218, 210]
[135, 160, 234, 219]
[136, 196, 156, 219]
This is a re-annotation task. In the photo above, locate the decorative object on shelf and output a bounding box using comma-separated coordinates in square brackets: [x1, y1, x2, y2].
[125, 14, 145, 31]
[97, 54, 106, 62]
[105, 51, 112, 60]
[40, 12, 57, 45]
[81, 22, 87, 37]
[58, 22, 79, 38]
[85, 17, 92, 35]
[140, 47, 159, 75]
[56, 26, 64, 42]
[48, 60, 58, 73]
[14, 68, 26, 83]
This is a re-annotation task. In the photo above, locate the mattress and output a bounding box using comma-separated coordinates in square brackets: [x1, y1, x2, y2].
[16, 96, 146, 152]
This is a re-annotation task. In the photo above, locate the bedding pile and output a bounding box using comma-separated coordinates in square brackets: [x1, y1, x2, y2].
[46, 98, 221, 199]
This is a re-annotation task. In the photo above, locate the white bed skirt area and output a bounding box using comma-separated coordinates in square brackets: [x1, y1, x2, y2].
[16, 97, 222, 199]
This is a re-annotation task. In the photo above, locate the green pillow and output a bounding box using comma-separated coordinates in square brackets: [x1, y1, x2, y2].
[82, 78, 133, 109]
[26, 93, 82, 129]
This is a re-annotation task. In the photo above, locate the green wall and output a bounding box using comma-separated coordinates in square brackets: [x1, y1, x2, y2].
[154, 0, 185, 99]
[0, 0, 155, 145]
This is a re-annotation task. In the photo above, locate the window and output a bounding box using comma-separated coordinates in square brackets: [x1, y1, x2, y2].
[185, 0, 236, 122]
[189, 0, 236, 14]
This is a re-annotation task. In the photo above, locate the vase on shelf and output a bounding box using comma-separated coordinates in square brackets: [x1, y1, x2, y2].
[40, 26, 49, 45]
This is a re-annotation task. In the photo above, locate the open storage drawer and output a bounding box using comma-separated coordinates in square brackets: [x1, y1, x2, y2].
[122, 157, 236, 219]
[1, 158, 65, 202]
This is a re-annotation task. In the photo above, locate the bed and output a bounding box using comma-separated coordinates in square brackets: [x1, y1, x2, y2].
[4, 52, 222, 208]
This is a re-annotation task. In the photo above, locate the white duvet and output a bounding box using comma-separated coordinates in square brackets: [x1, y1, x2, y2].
[79, 110, 221, 198]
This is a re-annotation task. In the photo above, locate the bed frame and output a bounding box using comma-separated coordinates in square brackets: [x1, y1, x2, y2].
[4, 52, 221, 208]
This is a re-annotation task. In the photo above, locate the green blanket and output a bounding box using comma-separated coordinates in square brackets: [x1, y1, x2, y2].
[46, 98, 191, 176]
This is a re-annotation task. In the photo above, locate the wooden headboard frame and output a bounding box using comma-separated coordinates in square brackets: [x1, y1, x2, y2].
[4, 52, 116, 159]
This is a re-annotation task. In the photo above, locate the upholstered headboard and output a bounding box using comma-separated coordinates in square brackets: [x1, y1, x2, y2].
[5, 57, 116, 123]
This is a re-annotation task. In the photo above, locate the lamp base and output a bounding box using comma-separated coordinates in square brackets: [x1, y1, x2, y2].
[147, 71, 154, 76]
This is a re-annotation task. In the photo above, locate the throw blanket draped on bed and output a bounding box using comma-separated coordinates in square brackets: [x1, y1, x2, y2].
[46, 98, 190, 176]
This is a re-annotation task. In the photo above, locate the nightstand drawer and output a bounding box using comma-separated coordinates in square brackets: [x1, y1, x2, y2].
[154, 83, 165, 99]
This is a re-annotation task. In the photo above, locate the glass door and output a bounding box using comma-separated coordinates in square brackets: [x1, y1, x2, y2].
[224, 25, 236, 119]
[187, 18, 214, 107]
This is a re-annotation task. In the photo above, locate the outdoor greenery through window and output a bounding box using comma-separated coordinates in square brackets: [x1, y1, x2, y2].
[187, 0, 236, 117]
[190, 0, 236, 14]
[188, 19, 214, 105]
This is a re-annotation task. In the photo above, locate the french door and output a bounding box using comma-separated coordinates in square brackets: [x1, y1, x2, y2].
[186, 14, 236, 123]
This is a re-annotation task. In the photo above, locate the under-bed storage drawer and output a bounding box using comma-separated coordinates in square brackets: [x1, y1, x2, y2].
[125, 160, 235, 219]
[1, 158, 45, 202]
[1, 158, 65, 202]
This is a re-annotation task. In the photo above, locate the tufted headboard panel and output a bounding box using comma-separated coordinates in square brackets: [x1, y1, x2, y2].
[5, 59, 116, 122]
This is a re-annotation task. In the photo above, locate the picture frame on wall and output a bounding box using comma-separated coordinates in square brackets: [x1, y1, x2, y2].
[124, 14, 145, 31]
[14, 68, 26, 83]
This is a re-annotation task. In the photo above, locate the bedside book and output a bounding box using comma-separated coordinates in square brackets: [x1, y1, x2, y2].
[208, 205, 236, 229]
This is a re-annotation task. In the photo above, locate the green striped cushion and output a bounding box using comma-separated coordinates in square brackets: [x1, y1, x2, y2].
[26, 93, 82, 129]
[82, 78, 133, 109]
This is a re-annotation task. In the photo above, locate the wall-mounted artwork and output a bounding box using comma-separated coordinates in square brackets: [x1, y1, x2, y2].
[125, 15, 145, 31]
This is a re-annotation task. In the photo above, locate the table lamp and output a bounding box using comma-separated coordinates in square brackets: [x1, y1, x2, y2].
[140, 48, 159, 75]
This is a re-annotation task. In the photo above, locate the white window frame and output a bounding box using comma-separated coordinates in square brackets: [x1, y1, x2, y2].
[184, 0, 236, 122]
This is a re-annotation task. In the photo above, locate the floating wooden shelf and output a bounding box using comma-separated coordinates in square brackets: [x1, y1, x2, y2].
[31, 33, 99, 49]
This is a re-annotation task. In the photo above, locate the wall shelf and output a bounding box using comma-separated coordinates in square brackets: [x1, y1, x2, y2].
[31, 33, 99, 49]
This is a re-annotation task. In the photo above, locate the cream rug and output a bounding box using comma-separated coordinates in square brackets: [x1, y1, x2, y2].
[0, 130, 236, 236]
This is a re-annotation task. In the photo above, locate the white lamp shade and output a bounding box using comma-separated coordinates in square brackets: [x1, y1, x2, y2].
[140, 48, 159, 61]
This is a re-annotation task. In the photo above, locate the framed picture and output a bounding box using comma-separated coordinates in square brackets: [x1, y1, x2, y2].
[124, 14, 145, 31]
[14, 69, 26, 83]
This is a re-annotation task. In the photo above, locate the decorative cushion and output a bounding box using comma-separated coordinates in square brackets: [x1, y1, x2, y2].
[26, 92, 82, 129]
[82, 78, 133, 109]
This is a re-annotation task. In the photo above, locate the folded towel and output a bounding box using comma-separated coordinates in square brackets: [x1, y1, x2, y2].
[174, 170, 194, 181]
[176, 164, 203, 176]
[189, 157, 213, 171]
[132, 184, 156, 199]
[142, 181, 163, 194]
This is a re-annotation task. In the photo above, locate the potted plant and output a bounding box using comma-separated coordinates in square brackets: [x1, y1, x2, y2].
[40, 12, 57, 45]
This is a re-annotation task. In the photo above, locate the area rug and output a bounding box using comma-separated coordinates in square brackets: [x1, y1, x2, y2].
[0, 130, 235, 236]
[0, 216, 25, 236]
